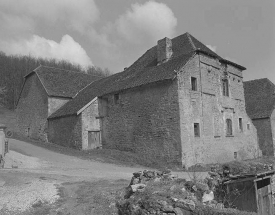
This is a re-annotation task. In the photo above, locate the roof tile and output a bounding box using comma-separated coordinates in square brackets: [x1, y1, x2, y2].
[32, 66, 102, 98]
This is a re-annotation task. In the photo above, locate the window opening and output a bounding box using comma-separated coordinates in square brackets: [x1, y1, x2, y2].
[247, 124, 250, 130]
[226, 119, 233, 136]
[234, 152, 237, 159]
[194, 123, 200, 137]
[114, 93, 119, 104]
[239, 118, 243, 132]
[222, 79, 229, 96]
[191, 77, 197, 91]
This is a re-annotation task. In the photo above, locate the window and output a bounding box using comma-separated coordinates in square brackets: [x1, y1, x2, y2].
[239, 118, 243, 132]
[114, 93, 119, 104]
[194, 123, 200, 137]
[101, 97, 109, 116]
[226, 119, 233, 136]
[191, 77, 197, 91]
[222, 79, 229, 96]
[247, 124, 250, 130]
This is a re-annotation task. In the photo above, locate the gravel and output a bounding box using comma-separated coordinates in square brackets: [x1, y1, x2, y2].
[0, 178, 59, 212]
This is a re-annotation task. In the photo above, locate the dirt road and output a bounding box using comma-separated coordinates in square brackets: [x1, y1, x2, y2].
[0, 139, 207, 215]
[8, 138, 145, 180]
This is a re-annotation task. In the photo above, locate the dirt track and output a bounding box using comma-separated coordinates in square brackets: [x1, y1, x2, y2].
[0, 139, 207, 214]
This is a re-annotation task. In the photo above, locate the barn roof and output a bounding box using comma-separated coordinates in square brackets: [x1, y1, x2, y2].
[244, 78, 275, 119]
[25, 65, 102, 98]
[49, 32, 245, 119]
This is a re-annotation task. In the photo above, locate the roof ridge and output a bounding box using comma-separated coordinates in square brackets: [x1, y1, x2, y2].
[35, 65, 105, 78]
[33, 65, 42, 72]
[38, 65, 82, 73]
[186, 32, 197, 50]
[73, 77, 104, 98]
[244, 78, 269, 83]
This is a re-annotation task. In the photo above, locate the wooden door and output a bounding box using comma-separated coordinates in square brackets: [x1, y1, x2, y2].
[257, 182, 273, 215]
[88, 131, 101, 149]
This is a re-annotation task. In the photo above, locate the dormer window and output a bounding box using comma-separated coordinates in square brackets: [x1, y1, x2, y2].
[222, 79, 229, 96]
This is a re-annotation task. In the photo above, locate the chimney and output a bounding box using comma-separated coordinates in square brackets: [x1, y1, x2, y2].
[157, 37, 172, 64]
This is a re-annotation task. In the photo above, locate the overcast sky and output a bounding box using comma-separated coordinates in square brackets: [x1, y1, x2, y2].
[0, 0, 274, 82]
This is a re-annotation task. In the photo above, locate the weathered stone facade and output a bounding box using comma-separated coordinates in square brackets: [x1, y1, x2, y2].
[177, 54, 259, 167]
[16, 72, 72, 142]
[16, 66, 99, 143]
[47, 99, 101, 150]
[244, 78, 275, 157]
[81, 99, 101, 149]
[98, 53, 259, 168]
[32, 33, 260, 167]
[16, 73, 48, 141]
[99, 81, 182, 165]
[47, 115, 82, 149]
[270, 109, 275, 155]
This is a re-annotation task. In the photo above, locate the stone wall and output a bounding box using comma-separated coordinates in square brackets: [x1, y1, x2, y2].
[16, 73, 48, 141]
[81, 99, 101, 149]
[270, 110, 275, 156]
[178, 54, 259, 168]
[254, 117, 274, 156]
[48, 97, 70, 117]
[98, 81, 182, 165]
[47, 115, 82, 149]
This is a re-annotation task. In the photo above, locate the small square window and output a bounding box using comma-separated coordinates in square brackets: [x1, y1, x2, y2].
[239, 118, 243, 132]
[114, 93, 119, 104]
[194, 123, 200, 137]
[191, 77, 197, 91]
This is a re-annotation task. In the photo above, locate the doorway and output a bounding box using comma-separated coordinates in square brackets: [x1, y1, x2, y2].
[88, 131, 101, 149]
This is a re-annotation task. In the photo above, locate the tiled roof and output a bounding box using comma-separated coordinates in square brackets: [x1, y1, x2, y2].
[48, 52, 195, 119]
[49, 32, 245, 119]
[26, 65, 102, 98]
[244, 78, 275, 119]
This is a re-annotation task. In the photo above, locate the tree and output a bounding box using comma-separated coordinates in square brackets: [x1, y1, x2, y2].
[0, 86, 7, 107]
[0, 52, 112, 109]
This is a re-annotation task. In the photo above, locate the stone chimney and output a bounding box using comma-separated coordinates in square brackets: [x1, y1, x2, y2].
[157, 37, 173, 64]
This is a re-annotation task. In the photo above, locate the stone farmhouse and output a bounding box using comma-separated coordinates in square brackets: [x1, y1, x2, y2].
[16, 66, 102, 142]
[244, 78, 275, 156]
[47, 32, 260, 168]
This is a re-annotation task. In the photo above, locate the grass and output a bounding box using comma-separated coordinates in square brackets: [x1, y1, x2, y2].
[12, 132, 170, 169]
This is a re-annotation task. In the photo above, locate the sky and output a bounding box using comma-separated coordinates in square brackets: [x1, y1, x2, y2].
[0, 0, 274, 82]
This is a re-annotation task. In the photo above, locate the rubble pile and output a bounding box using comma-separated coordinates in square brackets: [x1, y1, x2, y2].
[116, 167, 259, 215]
[117, 170, 224, 215]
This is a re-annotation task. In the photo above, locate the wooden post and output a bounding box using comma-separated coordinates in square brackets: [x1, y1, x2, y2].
[0, 124, 6, 157]
[254, 181, 259, 214]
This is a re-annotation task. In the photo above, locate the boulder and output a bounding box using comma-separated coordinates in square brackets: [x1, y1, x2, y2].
[133, 171, 142, 178]
[143, 170, 155, 178]
[202, 191, 214, 203]
[131, 183, 146, 192]
[176, 199, 195, 211]
[174, 207, 192, 215]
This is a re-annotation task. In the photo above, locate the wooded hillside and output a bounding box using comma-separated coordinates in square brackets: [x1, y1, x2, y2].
[0, 52, 110, 109]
